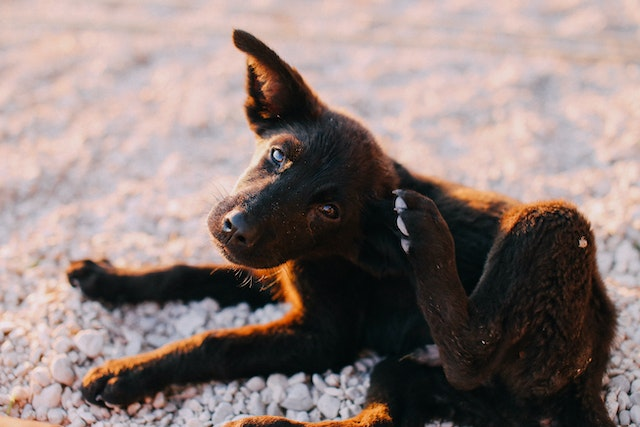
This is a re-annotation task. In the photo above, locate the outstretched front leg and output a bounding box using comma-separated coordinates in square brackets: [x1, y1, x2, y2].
[393, 190, 616, 426]
[67, 260, 277, 308]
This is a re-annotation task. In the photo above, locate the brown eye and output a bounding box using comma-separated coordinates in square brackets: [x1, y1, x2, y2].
[319, 204, 339, 219]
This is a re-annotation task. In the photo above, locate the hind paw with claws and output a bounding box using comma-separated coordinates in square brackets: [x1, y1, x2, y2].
[392, 189, 455, 262]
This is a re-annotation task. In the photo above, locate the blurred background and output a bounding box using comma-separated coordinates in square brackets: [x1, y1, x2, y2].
[1, 1, 639, 426]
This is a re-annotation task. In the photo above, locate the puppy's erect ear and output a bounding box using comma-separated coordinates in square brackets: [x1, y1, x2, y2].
[233, 30, 325, 136]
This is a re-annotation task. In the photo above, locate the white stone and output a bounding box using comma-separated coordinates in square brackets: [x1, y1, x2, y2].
[311, 374, 327, 392]
[32, 383, 62, 411]
[611, 375, 632, 394]
[281, 383, 314, 411]
[52, 336, 73, 353]
[175, 310, 206, 337]
[246, 392, 265, 415]
[50, 354, 75, 386]
[30, 366, 52, 388]
[123, 329, 142, 355]
[631, 405, 640, 424]
[246, 376, 266, 392]
[186, 419, 203, 427]
[289, 372, 306, 384]
[152, 392, 167, 409]
[211, 402, 234, 425]
[47, 407, 66, 424]
[185, 398, 203, 413]
[619, 410, 631, 425]
[73, 330, 104, 358]
[620, 391, 632, 410]
[266, 373, 289, 390]
[316, 394, 341, 419]
[264, 401, 282, 417]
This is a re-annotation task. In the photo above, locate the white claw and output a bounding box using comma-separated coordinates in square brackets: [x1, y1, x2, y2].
[401, 238, 410, 254]
[396, 216, 409, 236]
[394, 196, 408, 212]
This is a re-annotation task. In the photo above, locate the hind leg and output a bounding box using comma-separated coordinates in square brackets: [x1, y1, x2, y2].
[394, 190, 615, 426]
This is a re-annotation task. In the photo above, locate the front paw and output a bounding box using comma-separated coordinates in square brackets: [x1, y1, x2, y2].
[67, 259, 120, 301]
[393, 190, 454, 260]
[81, 358, 151, 406]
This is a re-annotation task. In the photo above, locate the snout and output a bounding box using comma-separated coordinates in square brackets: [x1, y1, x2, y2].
[216, 208, 260, 248]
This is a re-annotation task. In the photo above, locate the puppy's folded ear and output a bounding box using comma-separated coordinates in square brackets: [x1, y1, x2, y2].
[233, 29, 326, 136]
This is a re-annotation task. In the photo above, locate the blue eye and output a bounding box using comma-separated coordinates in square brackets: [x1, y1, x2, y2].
[271, 148, 285, 165]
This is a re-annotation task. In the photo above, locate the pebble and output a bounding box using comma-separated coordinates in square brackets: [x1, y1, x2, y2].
[73, 330, 104, 358]
[246, 376, 266, 392]
[175, 310, 207, 337]
[211, 402, 234, 425]
[32, 383, 62, 411]
[50, 354, 75, 386]
[610, 375, 632, 394]
[48, 407, 67, 424]
[30, 366, 52, 388]
[619, 409, 631, 425]
[632, 405, 640, 424]
[281, 383, 314, 412]
[247, 392, 265, 415]
[316, 394, 341, 419]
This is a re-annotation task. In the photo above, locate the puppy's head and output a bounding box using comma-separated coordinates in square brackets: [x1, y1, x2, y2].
[208, 30, 399, 269]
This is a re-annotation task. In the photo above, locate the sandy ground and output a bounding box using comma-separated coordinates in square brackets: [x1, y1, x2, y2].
[1, 0, 639, 426]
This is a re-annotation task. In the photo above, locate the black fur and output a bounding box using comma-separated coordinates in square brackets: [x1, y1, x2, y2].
[67, 30, 616, 426]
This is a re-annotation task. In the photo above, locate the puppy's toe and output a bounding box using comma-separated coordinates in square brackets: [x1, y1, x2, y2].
[394, 195, 408, 212]
[401, 238, 410, 254]
[396, 215, 409, 236]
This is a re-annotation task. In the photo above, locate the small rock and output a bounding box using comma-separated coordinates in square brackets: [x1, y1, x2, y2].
[32, 383, 62, 410]
[266, 401, 283, 417]
[30, 366, 52, 388]
[288, 372, 306, 384]
[52, 336, 73, 353]
[317, 394, 341, 419]
[127, 401, 141, 415]
[123, 329, 142, 355]
[323, 387, 344, 398]
[246, 376, 266, 392]
[619, 391, 631, 410]
[610, 375, 632, 394]
[619, 409, 631, 425]
[247, 392, 265, 415]
[73, 330, 104, 358]
[152, 392, 167, 409]
[266, 373, 289, 390]
[175, 311, 206, 337]
[186, 419, 203, 427]
[281, 383, 314, 411]
[185, 398, 203, 413]
[47, 407, 66, 424]
[212, 402, 234, 425]
[311, 374, 327, 392]
[631, 405, 640, 424]
[50, 354, 75, 386]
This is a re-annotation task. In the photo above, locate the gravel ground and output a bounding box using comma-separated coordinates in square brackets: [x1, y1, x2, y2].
[1, 1, 639, 426]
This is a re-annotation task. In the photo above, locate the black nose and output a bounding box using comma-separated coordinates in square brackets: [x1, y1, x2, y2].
[221, 209, 259, 247]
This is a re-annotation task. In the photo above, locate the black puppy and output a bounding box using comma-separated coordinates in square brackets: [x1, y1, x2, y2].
[67, 30, 616, 426]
